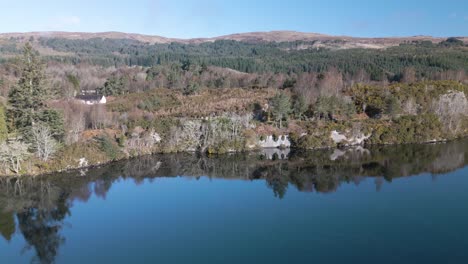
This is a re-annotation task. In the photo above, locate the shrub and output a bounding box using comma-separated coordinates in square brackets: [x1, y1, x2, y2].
[368, 114, 444, 144]
[97, 135, 122, 160]
[184, 83, 200, 95]
[314, 96, 356, 120]
[137, 95, 161, 111]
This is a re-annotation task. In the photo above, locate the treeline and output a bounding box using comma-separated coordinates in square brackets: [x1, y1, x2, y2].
[34, 37, 468, 82]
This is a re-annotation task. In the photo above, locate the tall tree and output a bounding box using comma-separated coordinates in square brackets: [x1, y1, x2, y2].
[270, 92, 291, 128]
[7, 43, 63, 141]
[31, 124, 58, 161]
[293, 95, 308, 119]
[8, 43, 48, 134]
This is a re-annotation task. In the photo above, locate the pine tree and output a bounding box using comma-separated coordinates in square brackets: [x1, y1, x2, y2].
[97, 75, 126, 96]
[293, 95, 308, 119]
[8, 43, 48, 134]
[270, 92, 291, 128]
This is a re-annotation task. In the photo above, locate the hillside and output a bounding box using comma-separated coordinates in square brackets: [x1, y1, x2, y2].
[0, 34, 467, 176]
[1, 30, 467, 83]
[1, 30, 467, 48]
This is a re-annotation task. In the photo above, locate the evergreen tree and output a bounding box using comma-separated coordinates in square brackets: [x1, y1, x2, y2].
[8, 43, 48, 134]
[37, 109, 65, 141]
[97, 75, 126, 96]
[293, 95, 308, 119]
[270, 92, 291, 128]
[7, 43, 63, 142]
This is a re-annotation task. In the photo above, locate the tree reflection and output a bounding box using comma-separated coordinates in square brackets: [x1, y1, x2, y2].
[17, 205, 68, 264]
[0, 139, 467, 262]
[0, 210, 15, 241]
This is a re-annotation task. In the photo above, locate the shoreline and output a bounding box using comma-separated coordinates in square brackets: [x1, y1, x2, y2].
[2, 136, 464, 178]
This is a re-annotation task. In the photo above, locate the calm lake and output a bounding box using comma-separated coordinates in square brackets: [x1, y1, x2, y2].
[1, 140, 468, 264]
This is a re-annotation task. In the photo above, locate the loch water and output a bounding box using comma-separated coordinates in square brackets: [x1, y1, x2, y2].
[1, 140, 468, 264]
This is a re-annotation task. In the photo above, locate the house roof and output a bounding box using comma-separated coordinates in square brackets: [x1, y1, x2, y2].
[76, 94, 105, 101]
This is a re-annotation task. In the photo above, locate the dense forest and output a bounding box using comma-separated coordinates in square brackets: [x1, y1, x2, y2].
[39, 37, 468, 81]
[0, 36, 466, 82]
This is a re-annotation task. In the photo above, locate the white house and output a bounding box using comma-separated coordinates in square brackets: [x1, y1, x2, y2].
[75, 95, 107, 105]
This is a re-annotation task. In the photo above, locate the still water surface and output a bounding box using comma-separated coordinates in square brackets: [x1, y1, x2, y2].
[1, 140, 468, 263]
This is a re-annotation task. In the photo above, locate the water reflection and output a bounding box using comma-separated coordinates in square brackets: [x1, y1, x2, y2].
[0, 139, 467, 263]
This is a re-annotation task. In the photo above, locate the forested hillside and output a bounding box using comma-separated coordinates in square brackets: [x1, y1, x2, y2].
[0, 33, 467, 176]
[31, 37, 468, 80]
[0, 35, 467, 81]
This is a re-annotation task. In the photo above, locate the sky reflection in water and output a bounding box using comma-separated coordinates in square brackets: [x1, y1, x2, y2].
[1, 140, 468, 264]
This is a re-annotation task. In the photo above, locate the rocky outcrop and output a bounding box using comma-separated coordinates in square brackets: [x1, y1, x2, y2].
[258, 135, 291, 148]
[330, 130, 371, 146]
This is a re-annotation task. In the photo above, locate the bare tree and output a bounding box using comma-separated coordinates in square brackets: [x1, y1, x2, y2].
[66, 111, 85, 144]
[402, 67, 417, 83]
[90, 104, 108, 129]
[318, 67, 344, 97]
[31, 124, 58, 161]
[0, 140, 30, 174]
[294, 72, 319, 104]
[432, 91, 468, 134]
[402, 98, 418, 115]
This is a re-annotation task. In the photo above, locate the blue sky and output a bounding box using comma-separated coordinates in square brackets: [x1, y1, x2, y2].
[0, 0, 467, 38]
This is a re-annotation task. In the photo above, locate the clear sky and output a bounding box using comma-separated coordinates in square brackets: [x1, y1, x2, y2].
[0, 0, 467, 38]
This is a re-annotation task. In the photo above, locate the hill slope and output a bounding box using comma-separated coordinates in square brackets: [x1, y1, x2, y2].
[1, 30, 467, 48]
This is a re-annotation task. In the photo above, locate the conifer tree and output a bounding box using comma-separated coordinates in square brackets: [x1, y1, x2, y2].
[270, 92, 291, 128]
[8, 43, 48, 132]
[8, 43, 63, 141]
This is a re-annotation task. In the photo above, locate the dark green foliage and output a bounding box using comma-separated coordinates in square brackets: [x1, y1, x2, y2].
[351, 84, 387, 115]
[137, 95, 161, 111]
[314, 96, 355, 120]
[37, 109, 65, 141]
[5, 44, 64, 142]
[36, 38, 468, 81]
[289, 121, 347, 149]
[184, 82, 200, 95]
[292, 95, 308, 119]
[368, 114, 443, 145]
[8, 43, 49, 133]
[146, 66, 161, 81]
[97, 135, 121, 160]
[282, 78, 296, 89]
[97, 75, 127, 96]
[270, 92, 291, 128]
[16, 196, 69, 264]
[352, 80, 468, 118]
[439, 37, 464, 47]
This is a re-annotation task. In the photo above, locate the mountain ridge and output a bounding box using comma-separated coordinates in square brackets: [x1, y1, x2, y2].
[1, 30, 466, 46]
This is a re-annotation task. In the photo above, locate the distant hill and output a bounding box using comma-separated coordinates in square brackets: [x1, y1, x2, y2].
[1, 30, 466, 81]
[1, 30, 467, 49]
